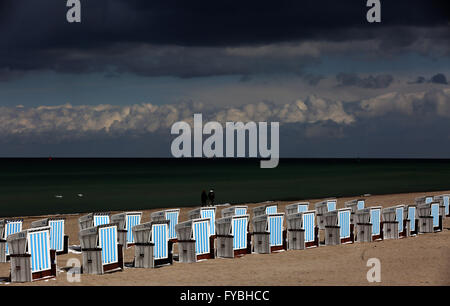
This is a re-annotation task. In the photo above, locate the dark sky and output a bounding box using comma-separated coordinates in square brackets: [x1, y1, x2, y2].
[0, 0, 449, 157]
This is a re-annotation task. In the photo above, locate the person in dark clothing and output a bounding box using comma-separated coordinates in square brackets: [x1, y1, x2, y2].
[207, 189, 215, 206]
[201, 190, 207, 207]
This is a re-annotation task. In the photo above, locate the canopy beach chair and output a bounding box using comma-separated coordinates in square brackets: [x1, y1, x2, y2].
[405, 205, 418, 236]
[415, 196, 433, 205]
[323, 208, 353, 245]
[188, 207, 216, 238]
[30, 218, 68, 255]
[175, 218, 214, 262]
[215, 215, 250, 258]
[79, 224, 124, 274]
[7, 226, 56, 282]
[382, 207, 399, 240]
[345, 199, 365, 224]
[221, 206, 248, 218]
[286, 210, 319, 249]
[0, 218, 23, 262]
[251, 213, 285, 254]
[111, 212, 142, 247]
[434, 194, 449, 217]
[416, 202, 434, 233]
[285, 202, 310, 215]
[252, 203, 278, 218]
[151, 209, 180, 241]
[132, 220, 173, 268]
[78, 212, 111, 230]
[355, 208, 371, 242]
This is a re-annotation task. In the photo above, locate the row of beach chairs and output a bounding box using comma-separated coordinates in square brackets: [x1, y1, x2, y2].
[2, 194, 448, 282]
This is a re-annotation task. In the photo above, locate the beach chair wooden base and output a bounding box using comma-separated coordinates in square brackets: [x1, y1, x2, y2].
[270, 245, 284, 252]
[178, 240, 196, 263]
[418, 216, 433, 233]
[134, 243, 154, 268]
[287, 229, 305, 250]
[216, 235, 233, 258]
[325, 226, 340, 246]
[10, 250, 56, 283]
[154, 241, 173, 267]
[356, 223, 372, 242]
[382, 221, 399, 240]
[0, 240, 6, 263]
[252, 232, 270, 254]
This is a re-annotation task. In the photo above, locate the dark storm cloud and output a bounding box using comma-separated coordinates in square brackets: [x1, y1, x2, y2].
[0, 0, 448, 78]
[336, 73, 394, 89]
[408, 73, 448, 85]
[430, 73, 448, 85]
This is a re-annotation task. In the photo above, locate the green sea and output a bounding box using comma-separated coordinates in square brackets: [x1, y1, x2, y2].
[1, 158, 450, 217]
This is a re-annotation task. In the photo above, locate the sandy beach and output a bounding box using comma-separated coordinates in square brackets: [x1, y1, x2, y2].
[1, 190, 449, 286]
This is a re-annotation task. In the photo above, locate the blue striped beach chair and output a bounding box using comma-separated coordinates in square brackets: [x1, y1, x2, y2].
[2, 219, 23, 257]
[425, 197, 433, 204]
[7, 226, 57, 282]
[188, 207, 216, 237]
[216, 215, 250, 258]
[192, 218, 213, 260]
[151, 209, 180, 241]
[337, 208, 353, 243]
[302, 211, 318, 248]
[79, 212, 110, 230]
[31, 218, 68, 255]
[369, 206, 382, 241]
[151, 220, 173, 266]
[222, 205, 248, 217]
[267, 213, 285, 252]
[111, 212, 143, 247]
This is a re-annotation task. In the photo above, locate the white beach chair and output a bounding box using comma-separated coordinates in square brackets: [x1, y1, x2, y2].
[215, 215, 250, 258]
[324, 208, 353, 245]
[151, 209, 180, 241]
[7, 226, 56, 282]
[131, 220, 172, 268]
[285, 202, 309, 215]
[111, 212, 142, 247]
[302, 210, 319, 248]
[405, 205, 417, 236]
[434, 194, 449, 217]
[394, 205, 409, 238]
[355, 208, 372, 242]
[78, 212, 110, 230]
[188, 207, 216, 237]
[251, 213, 285, 254]
[221, 206, 248, 218]
[176, 218, 214, 262]
[0, 219, 23, 262]
[345, 199, 365, 224]
[382, 207, 399, 240]
[30, 218, 68, 255]
[79, 224, 124, 275]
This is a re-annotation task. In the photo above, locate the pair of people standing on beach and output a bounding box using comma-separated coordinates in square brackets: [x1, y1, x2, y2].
[201, 189, 215, 206]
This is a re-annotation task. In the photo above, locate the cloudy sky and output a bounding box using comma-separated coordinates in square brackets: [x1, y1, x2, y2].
[0, 0, 449, 157]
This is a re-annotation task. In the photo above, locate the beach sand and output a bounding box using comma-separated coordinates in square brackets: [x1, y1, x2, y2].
[1, 190, 449, 286]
